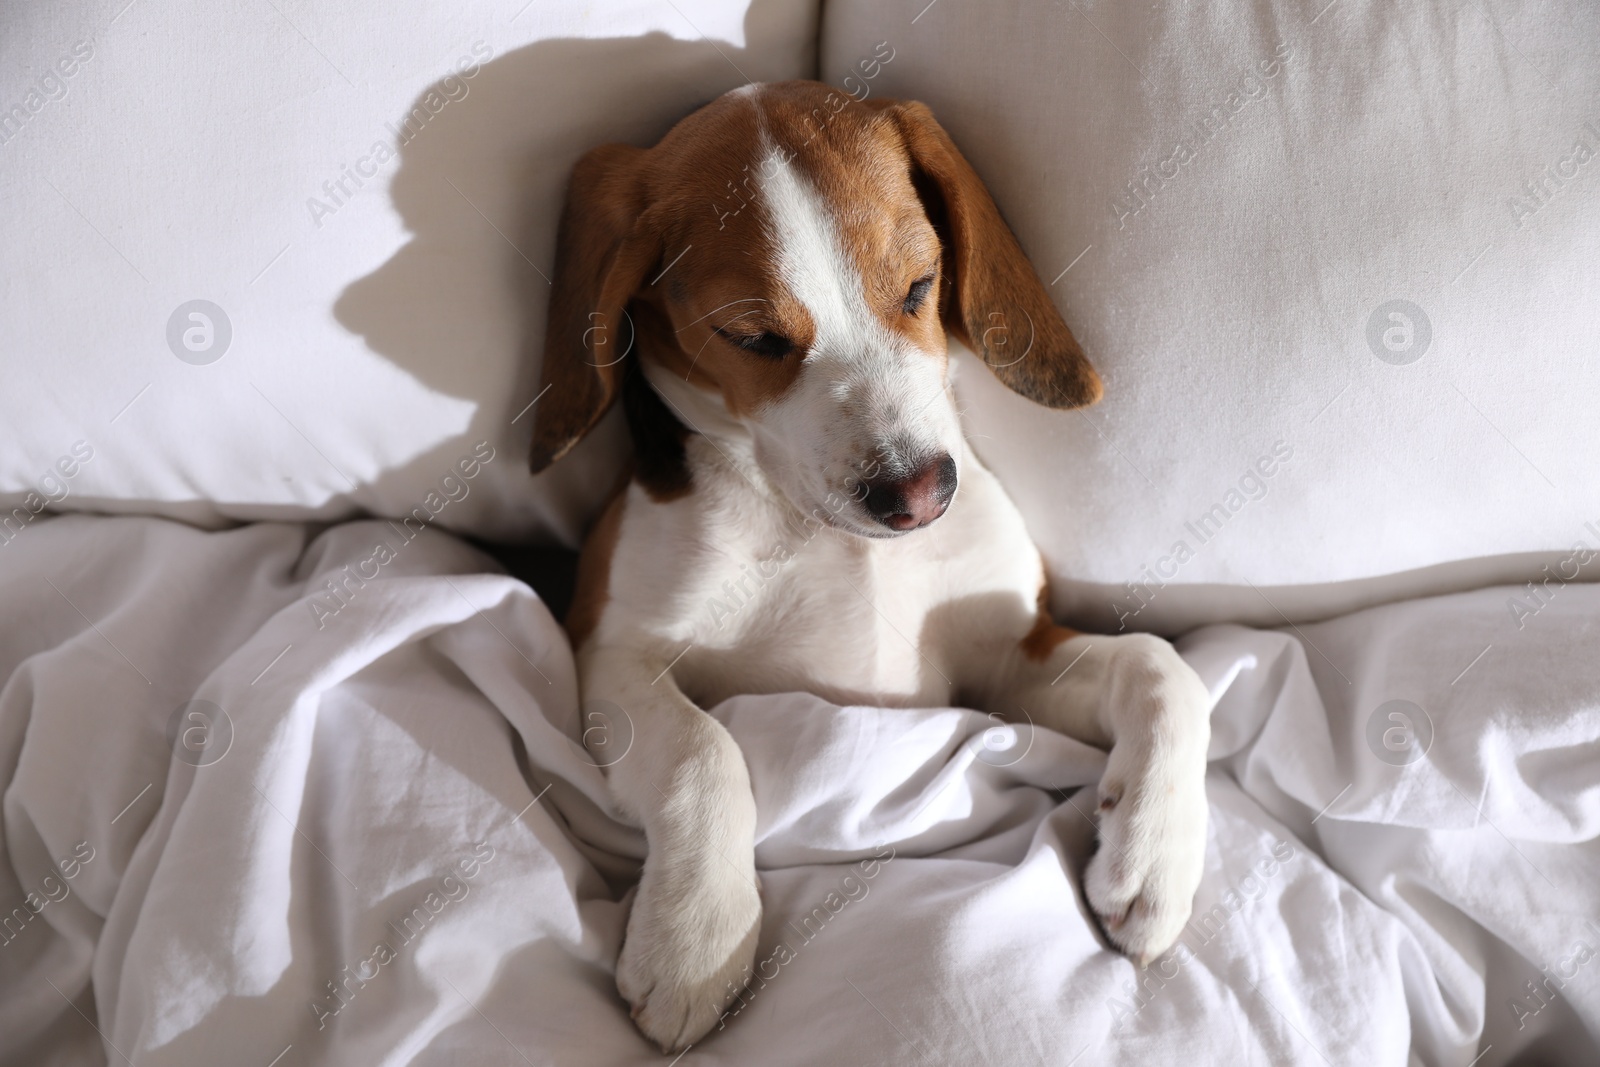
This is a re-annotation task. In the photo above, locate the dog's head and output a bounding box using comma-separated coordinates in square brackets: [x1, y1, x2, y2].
[530, 81, 1100, 538]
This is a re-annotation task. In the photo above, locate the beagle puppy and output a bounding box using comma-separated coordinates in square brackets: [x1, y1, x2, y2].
[530, 81, 1211, 1053]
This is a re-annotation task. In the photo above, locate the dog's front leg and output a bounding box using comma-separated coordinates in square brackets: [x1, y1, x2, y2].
[580, 642, 761, 1052]
[969, 627, 1211, 963]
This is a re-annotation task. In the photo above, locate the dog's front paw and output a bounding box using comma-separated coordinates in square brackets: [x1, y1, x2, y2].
[1081, 639, 1211, 963]
[1084, 746, 1208, 964]
[617, 859, 762, 1052]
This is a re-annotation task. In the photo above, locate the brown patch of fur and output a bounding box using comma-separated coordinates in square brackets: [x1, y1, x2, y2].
[761, 88, 948, 357]
[1020, 613, 1080, 663]
[530, 144, 658, 473]
[876, 96, 1102, 409]
[1021, 575, 1078, 662]
[630, 90, 812, 418]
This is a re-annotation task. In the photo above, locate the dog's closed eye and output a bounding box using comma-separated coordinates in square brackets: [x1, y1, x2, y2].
[903, 274, 936, 317]
[715, 328, 794, 359]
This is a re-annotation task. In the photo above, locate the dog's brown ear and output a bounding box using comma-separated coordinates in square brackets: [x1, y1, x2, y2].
[530, 144, 661, 473]
[885, 101, 1102, 409]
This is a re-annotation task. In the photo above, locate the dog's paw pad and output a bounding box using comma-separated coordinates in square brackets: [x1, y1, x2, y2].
[617, 867, 762, 1052]
[1084, 777, 1207, 963]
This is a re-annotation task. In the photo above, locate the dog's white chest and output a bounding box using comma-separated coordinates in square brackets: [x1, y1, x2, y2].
[679, 524, 945, 707]
[602, 441, 1045, 710]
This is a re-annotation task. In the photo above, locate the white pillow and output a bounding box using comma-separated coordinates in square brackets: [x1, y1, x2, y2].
[822, 0, 1600, 630]
[0, 0, 818, 546]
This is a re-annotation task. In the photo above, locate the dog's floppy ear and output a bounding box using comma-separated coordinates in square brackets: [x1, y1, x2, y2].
[885, 101, 1102, 409]
[530, 144, 661, 473]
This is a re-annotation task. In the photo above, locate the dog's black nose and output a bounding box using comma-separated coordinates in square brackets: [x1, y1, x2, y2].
[863, 454, 957, 531]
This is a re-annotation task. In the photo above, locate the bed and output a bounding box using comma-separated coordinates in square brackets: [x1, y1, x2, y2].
[2, 1, 1597, 1064]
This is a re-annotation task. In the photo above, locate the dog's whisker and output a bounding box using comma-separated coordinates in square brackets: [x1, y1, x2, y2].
[675, 297, 769, 333]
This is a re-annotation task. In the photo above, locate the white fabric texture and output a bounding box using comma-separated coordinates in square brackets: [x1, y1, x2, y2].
[822, 0, 1600, 630]
[2, 515, 1595, 1066]
[0, 0, 817, 544]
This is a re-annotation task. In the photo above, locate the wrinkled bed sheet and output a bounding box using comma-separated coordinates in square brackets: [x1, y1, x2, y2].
[0, 516, 1595, 1066]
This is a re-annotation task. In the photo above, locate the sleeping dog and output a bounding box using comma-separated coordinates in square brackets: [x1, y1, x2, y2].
[529, 80, 1211, 1053]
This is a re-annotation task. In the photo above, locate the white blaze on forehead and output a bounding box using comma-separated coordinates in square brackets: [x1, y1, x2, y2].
[744, 127, 959, 516]
[754, 138, 891, 361]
